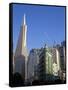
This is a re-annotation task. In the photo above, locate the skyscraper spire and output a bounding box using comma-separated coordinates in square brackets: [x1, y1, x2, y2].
[24, 14, 26, 25]
[15, 14, 27, 57]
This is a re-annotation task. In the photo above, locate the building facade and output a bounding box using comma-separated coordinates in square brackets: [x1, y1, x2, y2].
[51, 47, 61, 76]
[56, 41, 66, 80]
[39, 45, 53, 81]
[28, 49, 41, 82]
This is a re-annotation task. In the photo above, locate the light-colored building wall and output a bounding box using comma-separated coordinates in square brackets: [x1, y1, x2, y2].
[28, 49, 40, 81]
[39, 46, 53, 81]
[45, 48, 53, 75]
[51, 48, 61, 76]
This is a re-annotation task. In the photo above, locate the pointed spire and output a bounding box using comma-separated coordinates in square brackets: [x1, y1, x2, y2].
[24, 14, 26, 25]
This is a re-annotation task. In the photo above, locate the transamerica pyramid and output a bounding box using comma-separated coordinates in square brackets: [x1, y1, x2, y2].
[15, 14, 28, 57]
[14, 14, 28, 81]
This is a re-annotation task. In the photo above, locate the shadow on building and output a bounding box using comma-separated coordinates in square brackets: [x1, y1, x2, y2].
[12, 73, 25, 87]
[32, 74, 66, 86]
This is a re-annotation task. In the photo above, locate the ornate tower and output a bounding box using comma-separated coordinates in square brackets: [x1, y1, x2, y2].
[14, 14, 28, 81]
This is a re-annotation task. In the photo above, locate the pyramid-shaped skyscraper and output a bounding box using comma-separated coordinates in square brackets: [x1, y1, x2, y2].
[14, 14, 28, 81]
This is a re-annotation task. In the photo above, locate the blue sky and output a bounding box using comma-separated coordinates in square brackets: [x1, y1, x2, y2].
[13, 4, 65, 52]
